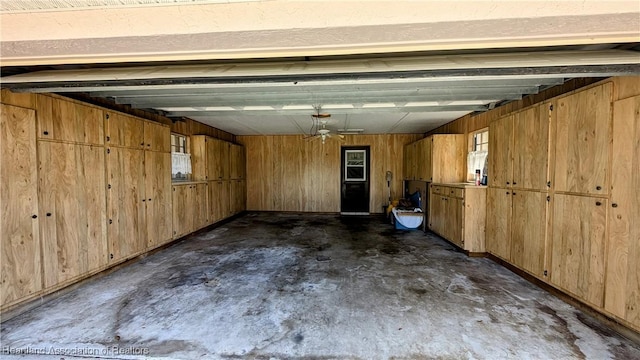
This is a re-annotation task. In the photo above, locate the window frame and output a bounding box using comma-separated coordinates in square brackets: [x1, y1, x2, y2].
[344, 149, 367, 182]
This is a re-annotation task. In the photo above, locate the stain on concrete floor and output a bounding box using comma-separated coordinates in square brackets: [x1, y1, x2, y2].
[1, 213, 639, 359]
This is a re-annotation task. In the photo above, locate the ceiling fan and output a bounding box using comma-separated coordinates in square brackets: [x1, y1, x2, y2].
[305, 106, 344, 144]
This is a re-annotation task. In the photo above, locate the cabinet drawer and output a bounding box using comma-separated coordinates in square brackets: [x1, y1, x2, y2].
[431, 185, 443, 195]
[447, 187, 464, 198]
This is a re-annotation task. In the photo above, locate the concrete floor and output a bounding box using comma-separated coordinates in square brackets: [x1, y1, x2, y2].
[2, 213, 639, 360]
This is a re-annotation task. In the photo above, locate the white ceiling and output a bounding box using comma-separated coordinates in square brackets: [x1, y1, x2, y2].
[1, 1, 639, 135]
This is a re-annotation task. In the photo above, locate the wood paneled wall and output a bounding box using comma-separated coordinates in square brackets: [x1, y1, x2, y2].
[237, 134, 421, 213]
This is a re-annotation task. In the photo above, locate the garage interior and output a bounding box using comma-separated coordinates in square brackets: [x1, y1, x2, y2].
[1, 1, 640, 359]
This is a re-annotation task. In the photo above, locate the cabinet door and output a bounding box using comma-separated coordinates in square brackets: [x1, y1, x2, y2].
[172, 185, 193, 238]
[554, 83, 612, 195]
[229, 144, 240, 180]
[206, 137, 217, 181]
[432, 135, 465, 183]
[551, 194, 607, 307]
[106, 147, 146, 262]
[510, 190, 547, 278]
[37, 96, 104, 145]
[512, 104, 550, 190]
[215, 180, 230, 219]
[211, 139, 230, 180]
[229, 179, 246, 214]
[143, 121, 170, 152]
[486, 187, 512, 260]
[39, 142, 108, 288]
[191, 136, 208, 181]
[488, 115, 513, 188]
[144, 151, 172, 248]
[428, 192, 445, 236]
[446, 197, 463, 247]
[1, 104, 41, 306]
[104, 112, 144, 149]
[605, 95, 640, 328]
[193, 183, 209, 229]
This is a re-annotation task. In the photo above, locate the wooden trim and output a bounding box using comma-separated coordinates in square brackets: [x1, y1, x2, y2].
[486, 253, 640, 343]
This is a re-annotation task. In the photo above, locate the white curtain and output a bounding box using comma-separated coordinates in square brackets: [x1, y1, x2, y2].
[171, 152, 192, 176]
[467, 150, 488, 180]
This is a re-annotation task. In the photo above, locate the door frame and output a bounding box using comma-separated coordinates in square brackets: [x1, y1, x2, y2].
[340, 145, 371, 215]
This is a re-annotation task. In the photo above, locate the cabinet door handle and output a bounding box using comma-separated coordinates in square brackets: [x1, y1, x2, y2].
[512, 192, 516, 195]
[512, 181, 517, 185]
[506, 181, 510, 185]
[595, 201, 602, 206]
[506, 191, 510, 195]
[596, 186, 602, 191]
[31, 214, 37, 219]
[612, 203, 618, 208]
[46, 213, 52, 217]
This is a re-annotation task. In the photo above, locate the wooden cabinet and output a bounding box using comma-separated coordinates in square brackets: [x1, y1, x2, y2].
[144, 151, 172, 248]
[229, 179, 246, 215]
[172, 184, 194, 238]
[229, 144, 246, 180]
[1, 104, 42, 307]
[215, 139, 230, 180]
[209, 180, 230, 223]
[104, 112, 144, 149]
[512, 104, 552, 191]
[429, 184, 486, 253]
[551, 194, 607, 307]
[554, 83, 612, 196]
[486, 187, 512, 261]
[191, 136, 238, 181]
[193, 183, 209, 230]
[172, 182, 209, 238]
[604, 95, 640, 328]
[143, 121, 171, 152]
[36, 96, 104, 145]
[488, 114, 513, 188]
[106, 147, 146, 262]
[510, 190, 548, 278]
[38, 142, 108, 288]
[404, 135, 465, 183]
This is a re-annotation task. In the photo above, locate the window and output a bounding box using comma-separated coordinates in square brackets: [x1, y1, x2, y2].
[171, 133, 191, 181]
[473, 130, 489, 152]
[171, 133, 187, 153]
[467, 129, 489, 181]
[345, 150, 366, 181]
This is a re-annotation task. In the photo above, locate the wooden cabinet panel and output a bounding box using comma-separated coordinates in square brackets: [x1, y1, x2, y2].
[194, 183, 209, 230]
[446, 197, 463, 247]
[605, 95, 640, 328]
[229, 179, 246, 215]
[39, 142, 108, 288]
[206, 137, 217, 181]
[432, 135, 465, 183]
[106, 147, 146, 262]
[488, 115, 513, 188]
[104, 112, 144, 149]
[486, 187, 511, 261]
[191, 135, 208, 181]
[143, 121, 170, 152]
[551, 194, 607, 307]
[1, 104, 41, 306]
[554, 83, 612, 195]
[415, 139, 431, 181]
[209, 139, 230, 180]
[229, 144, 246, 180]
[510, 190, 547, 278]
[37, 96, 104, 145]
[512, 104, 551, 190]
[428, 192, 445, 236]
[172, 184, 194, 238]
[209, 180, 229, 222]
[144, 151, 172, 248]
